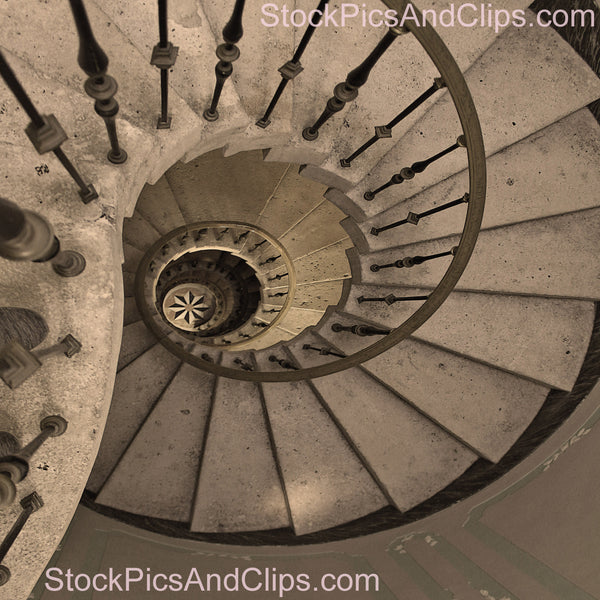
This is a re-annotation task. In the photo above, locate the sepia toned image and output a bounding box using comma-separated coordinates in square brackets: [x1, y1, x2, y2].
[0, 0, 599, 598]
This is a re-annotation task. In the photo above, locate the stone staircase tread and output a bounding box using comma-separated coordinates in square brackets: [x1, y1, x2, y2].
[165, 149, 290, 225]
[134, 176, 188, 234]
[347, 13, 600, 217]
[360, 109, 600, 250]
[359, 208, 600, 300]
[255, 353, 388, 535]
[256, 173, 327, 240]
[87, 343, 181, 493]
[117, 321, 159, 372]
[123, 297, 141, 327]
[288, 335, 479, 512]
[317, 313, 550, 462]
[190, 354, 290, 532]
[123, 211, 163, 251]
[345, 286, 595, 391]
[96, 364, 215, 521]
[278, 203, 350, 260]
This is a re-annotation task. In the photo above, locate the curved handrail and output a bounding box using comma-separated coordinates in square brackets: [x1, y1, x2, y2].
[137, 0, 486, 382]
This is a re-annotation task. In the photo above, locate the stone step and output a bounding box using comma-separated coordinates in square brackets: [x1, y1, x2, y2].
[360, 109, 600, 249]
[254, 353, 388, 535]
[343, 285, 595, 391]
[165, 149, 289, 225]
[275, 238, 354, 284]
[87, 343, 181, 493]
[317, 313, 550, 462]
[344, 13, 600, 217]
[134, 176, 187, 235]
[122, 242, 145, 274]
[358, 208, 600, 300]
[117, 321, 159, 372]
[278, 202, 349, 259]
[123, 297, 141, 326]
[254, 168, 327, 239]
[122, 211, 163, 252]
[298, 0, 535, 188]
[190, 353, 290, 532]
[95, 364, 216, 521]
[287, 333, 478, 512]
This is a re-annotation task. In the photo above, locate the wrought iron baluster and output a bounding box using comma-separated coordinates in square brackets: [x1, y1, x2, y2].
[302, 344, 346, 358]
[331, 323, 391, 336]
[340, 78, 445, 167]
[262, 308, 280, 314]
[256, 0, 330, 128]
[233, 357, 253, 371]
[0, 492, 44, 586]
[267, 272, 288, 282]
[0, 51, 98, 203]
[0, 334, 81, 389]
[303, 26, 404, 141]
[247, 239, 267, 253]
[370, 193, 469, 236]
[370, 246, 457, 272]
[151, 0, 178, 129]
[259, 255, 281, 266]
[68, 0, 127, 164]
[234, 230, 250, 244]
[253, 321, 268, 328]
[363, 136, 466, 200]
[268, 355, 298, 370]
[0, 416, 67, 503]
[268, 291, 287, 298]
[0, 197, 86, 278]
[204, 0, 245, 122]
[357, 294, 429, 304]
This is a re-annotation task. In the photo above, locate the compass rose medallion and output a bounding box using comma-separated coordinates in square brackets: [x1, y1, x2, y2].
[162, 283, 217, 332]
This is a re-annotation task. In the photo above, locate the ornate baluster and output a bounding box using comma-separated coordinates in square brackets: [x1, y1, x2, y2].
[151, 0, 178, 129]
[267, 272, 288, 282]
[268, 291, 287, 298]
[0, 416, 67, 503]
[363, 136, 466, 200]
[331, 323, 391, 336]
[268, 355, 298, 370]
[234, 230, 250, 244]
[233, 357, 253, 371]
[0, 197, 86, 278]
[256, 0, 330, 128]
[262, 308, 280, 314]
[253, 321, 268, 328]
[68, 0, 127, 164]
[0, 335, 81, 389]
[204, 0, 245, 121]
[340, 78, 445, 167]
[0, 492, 44, 585]
[370, 247, 457, 272]
[302, 26, 404, 141]
[370, 193, 469, 236]
[259, 255, 281, 266]
[0, 51, 98, 203]
[248, 239, 267, 253]
[215, 227, 230, 241]
[302, 344, 346, 358]
[357, 294, 429, 304]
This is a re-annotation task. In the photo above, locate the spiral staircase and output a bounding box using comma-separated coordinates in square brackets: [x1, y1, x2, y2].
[0, 0, 600, 597]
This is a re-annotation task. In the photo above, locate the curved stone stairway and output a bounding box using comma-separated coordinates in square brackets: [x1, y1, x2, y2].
[0, 0, 600, 596]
